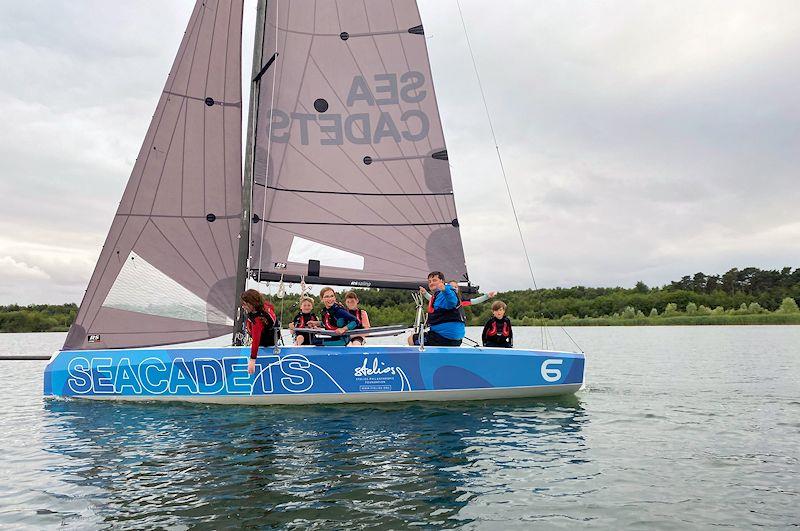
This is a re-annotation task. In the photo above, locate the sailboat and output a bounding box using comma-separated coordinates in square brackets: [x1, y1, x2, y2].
[44, 0, 584, 404]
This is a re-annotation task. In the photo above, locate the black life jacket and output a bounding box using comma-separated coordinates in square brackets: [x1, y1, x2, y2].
[247, 302, 276, 328]
[427, 290, 464, 326]
[293, 311, 316, 329]
[485, 317, 511, 337]
[247, 302, 277, 347]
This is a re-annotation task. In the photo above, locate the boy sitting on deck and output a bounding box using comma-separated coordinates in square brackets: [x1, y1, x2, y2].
[481, 301, 513, 348]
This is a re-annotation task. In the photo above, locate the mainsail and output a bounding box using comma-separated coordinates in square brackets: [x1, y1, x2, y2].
[249, 0, 469, 287]
[63, 0, 244, 350]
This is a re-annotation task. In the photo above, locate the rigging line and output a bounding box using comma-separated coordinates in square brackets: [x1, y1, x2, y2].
[457, 2, 584, 355]
[560, 325, 584, 353]
[265, 220, 453, 227]
[455, 0, 538, 291]
[259, 184, 453, 197]
[257, 0, 281, 275]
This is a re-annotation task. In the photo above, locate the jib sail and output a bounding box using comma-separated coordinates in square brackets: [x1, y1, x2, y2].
[63, 0, 244, 350]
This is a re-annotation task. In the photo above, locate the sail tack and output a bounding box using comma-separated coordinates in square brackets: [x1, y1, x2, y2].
[63, 0, 244, 350]
[250, 0, 469, 286]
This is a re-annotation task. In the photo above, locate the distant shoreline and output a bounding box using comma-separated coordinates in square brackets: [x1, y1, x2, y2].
[3, 314, 800, 334]
[513, 314, 800, 327]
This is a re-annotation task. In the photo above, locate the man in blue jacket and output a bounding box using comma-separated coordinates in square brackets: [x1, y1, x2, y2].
[408, 271, 465, 346]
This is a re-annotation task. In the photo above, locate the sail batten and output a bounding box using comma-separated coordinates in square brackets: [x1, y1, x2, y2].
[63, 0, 244, 351]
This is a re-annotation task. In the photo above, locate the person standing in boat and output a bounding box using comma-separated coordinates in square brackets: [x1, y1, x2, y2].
[344, 291, 371, 346]
[288, 296, 318, 346]
[482, 301, 513, 348]
[307, 287, 359, 346]
[240, 289, 278, 374]
[409, 271, 465, 347]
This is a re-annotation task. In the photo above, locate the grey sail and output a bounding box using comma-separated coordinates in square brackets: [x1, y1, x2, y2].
[63, 0, 244, 350]
[250, 0, 468, 287]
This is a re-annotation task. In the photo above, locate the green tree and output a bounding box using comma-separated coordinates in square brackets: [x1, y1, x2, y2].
[778, 297, 799, 313]
[663, 303, 678, 316]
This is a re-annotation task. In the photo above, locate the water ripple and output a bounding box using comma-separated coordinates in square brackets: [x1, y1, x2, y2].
[2, 329, 800, 528]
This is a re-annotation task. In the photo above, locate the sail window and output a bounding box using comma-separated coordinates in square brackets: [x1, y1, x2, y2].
[287, 237, 364, 271]
[102, 252, 232, 325]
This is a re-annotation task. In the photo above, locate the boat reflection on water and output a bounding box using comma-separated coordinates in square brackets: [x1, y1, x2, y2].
[42, 396, 589, 528]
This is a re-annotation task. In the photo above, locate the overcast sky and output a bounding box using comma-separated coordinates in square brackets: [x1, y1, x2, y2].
[1, 0, 799, 304]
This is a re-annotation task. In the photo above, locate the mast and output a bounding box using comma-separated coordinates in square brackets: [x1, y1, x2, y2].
[233, 0, 268, 345]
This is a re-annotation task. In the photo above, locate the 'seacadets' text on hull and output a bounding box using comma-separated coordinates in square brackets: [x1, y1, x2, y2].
[45, 347, 584, 404]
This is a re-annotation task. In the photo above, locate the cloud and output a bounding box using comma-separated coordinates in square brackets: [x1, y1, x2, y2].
[1, 0, 798, 304]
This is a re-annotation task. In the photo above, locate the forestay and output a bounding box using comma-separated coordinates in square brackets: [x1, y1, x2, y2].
[63, 0, 244, 351]
[250, 0, 469, 286]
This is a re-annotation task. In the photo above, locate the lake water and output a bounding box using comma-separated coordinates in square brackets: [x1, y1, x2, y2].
[1, 327, 798, 529]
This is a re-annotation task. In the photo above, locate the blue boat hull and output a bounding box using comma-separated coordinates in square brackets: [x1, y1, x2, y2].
[43, 346, 585, 404]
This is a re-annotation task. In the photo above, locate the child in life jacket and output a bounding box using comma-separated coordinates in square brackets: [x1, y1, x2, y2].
[307, 287, 358, 346]
[344, 291, 371, 346]
[288, 296, 318, 345]
[482, 301, 513, 348]
[240, 289, 278, 374]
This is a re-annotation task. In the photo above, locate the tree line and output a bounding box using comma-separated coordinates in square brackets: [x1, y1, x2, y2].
[1, 267, 798, 332]
[0, 303, 77, 333]
[341, 266, 800, 326]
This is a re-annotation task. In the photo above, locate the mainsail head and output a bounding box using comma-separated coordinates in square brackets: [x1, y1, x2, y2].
[250, 0, 469, 288]
[63, 0, 244, 350]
